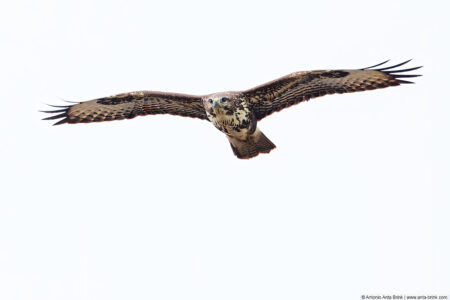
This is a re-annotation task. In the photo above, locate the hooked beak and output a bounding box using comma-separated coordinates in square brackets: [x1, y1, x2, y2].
[213, 101, 220, 109]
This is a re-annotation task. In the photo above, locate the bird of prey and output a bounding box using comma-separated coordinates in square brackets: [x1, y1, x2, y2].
[42, 60, 421, 159]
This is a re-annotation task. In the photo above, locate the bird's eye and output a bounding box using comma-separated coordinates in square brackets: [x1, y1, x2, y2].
[221, 97, 229, 103]
[208, 99, 213, 104]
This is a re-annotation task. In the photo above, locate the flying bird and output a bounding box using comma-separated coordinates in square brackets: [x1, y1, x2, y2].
[42, 60, 421, 159]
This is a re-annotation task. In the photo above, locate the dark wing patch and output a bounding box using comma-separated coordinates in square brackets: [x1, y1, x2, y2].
[42, 91, 208, 125]
[244, 60, 422, 120]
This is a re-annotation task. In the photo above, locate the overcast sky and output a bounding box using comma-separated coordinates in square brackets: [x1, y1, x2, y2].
[1, 0, 449, 299]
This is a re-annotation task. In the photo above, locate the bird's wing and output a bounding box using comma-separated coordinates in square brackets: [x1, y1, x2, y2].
[42, 91, 208, 125]
[243, 60, 422, 121]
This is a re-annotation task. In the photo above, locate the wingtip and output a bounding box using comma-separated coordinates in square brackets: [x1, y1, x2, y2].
[42, 112, 67, 121]
[55, 96, 80, 104]
[377, 59, 413, 71]
[53, 118, 69, 125]
[365, 59, 423, 84]
[40, 108, 68, 113]
[391, 74, 422, 78]
[362, 59, 390, 70]
[385, 66, 423, 73]
[40, 102, 74, 125]
[396, 79, 415, 84]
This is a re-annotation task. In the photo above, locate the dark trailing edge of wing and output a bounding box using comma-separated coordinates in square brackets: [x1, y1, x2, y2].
[361, 59, 423, 84]
[41, 103, 78, 126]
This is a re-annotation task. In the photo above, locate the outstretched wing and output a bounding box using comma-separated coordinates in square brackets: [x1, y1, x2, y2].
[243, 60, 422, 121]
[42, 91, 208, 125]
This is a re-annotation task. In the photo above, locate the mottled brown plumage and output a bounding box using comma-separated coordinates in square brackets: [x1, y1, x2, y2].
[42, 60, 421, 159]
[42, 91, 207, 125]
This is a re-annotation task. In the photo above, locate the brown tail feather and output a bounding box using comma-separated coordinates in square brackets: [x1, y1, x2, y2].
[227, 128, 276, 159]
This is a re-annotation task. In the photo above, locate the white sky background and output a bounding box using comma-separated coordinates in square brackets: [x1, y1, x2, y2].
[1, 0, 449, 299]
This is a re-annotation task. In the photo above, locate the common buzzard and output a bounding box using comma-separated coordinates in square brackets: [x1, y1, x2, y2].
[42, 60, 421, 159]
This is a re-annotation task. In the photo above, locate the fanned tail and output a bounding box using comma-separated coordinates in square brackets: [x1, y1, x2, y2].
[227, 128, 276, 159]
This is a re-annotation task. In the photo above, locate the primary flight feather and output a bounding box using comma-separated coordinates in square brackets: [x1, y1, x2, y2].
[42, 60, 421, 159]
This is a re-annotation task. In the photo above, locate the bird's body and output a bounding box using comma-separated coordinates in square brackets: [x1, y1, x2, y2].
[43, 60, 421, 159]
[202, 92, 274, 158]
[203, 92, 254, 137]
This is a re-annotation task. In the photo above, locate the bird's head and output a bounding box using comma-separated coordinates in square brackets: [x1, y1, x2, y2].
[203, 93, 236, 115]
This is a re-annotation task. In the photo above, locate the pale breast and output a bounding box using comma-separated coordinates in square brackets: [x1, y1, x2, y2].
[208, 108, 255, 139]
